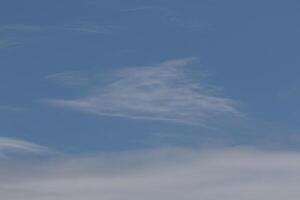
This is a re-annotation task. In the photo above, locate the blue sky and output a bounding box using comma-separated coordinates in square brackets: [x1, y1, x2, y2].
[1, 0, 300, 152]
[1, 1, 300, 199]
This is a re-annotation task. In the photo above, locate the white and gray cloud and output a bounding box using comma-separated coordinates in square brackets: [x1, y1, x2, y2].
[1, 148, 300, 199]
[47, 58, 240, 125]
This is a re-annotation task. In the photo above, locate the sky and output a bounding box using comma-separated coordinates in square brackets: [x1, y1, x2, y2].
[1, 0, 300, 199]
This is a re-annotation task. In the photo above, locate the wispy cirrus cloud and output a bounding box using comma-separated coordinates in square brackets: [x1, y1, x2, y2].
[0, 25, 43, 32]
[0, 137, 50, 158]
[0, 23, 118, 35]
[0, 22, 120, 48]
[45, 71, 91, 87]
[123, 6, 210, 32]
[61, 22, 121, 35]
[0, 39, 20, 48]
[0, 25, 42, 48]
[45, 70, 108, 87]
[1, 148, 300, 199]
[0, 106, 27, 112]
[46, 58, 240, 125]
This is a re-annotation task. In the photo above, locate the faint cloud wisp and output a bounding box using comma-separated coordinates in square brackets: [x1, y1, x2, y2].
[0, 137, 50, 158]
[45, 71, 91, 87]
[123, 5, 210, 32]
[0, 106, 27, 112]
[0, 23, 119, 48]
[46, 58, 240, 125]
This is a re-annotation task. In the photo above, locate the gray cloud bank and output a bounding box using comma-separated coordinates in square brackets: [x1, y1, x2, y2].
[1, 148, 300, 199]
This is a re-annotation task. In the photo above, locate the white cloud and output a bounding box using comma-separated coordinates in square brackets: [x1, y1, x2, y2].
[1, 148, 300, 199]
[47, 58, 240, 125]
[0, 137, 50, 158]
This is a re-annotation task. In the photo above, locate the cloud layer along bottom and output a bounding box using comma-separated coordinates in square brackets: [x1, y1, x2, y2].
[1, 148, 300, 200]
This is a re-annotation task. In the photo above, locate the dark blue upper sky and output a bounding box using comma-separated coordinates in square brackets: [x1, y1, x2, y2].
[1, 0, 300, 153]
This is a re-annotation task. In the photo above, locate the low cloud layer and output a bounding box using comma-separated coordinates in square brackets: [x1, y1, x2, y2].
[47, 58, 239, 125]
[1, 148, 300, 199]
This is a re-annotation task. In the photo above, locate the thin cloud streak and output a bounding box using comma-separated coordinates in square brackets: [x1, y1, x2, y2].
[1, 148, 300, 199]
[45, 71, 91, 86]
[123, 6, 210, 32]
[0, 137, 50, 158]
[61, 22, 121, 35]
[0, 24, 117, 35]
[0, 23, 119, 48]
[0, 106, 27, 112]
[0, 39, 20, 48]
[47, 58, 240, 125]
